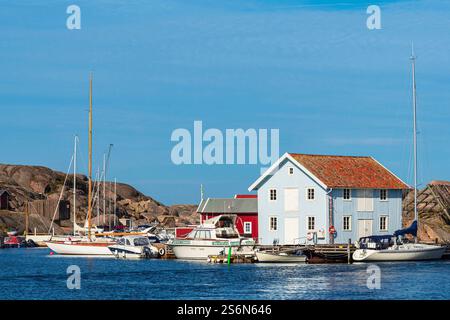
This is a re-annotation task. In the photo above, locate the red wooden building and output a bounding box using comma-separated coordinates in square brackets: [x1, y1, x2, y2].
[197, 195, 258, 240]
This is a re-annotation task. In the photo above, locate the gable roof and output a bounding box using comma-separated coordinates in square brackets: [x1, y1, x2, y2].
[0, 190, 10, 196]
[248, 152, 409, 191]
[197, 198, 257, 214]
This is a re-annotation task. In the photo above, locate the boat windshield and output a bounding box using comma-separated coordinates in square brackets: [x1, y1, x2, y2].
[186, 230, 212, 239]
[133, 237, 150, 246]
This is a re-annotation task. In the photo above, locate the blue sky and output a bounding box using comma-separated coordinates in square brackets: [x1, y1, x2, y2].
[1, 0, 449, 204]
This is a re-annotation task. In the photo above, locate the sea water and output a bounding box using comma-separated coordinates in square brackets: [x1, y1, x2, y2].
[0, 248, 448, 300]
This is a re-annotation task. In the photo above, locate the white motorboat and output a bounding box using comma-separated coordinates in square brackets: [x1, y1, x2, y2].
[353, 48, 446, 263]
[108, 235, 160, 259]
[168, 214, 255, 260]
[256, 250, 307, 263]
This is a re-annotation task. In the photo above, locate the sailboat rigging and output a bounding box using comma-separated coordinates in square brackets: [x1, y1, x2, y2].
[45, 73, 116, 255]
[352, 46, 446, 262]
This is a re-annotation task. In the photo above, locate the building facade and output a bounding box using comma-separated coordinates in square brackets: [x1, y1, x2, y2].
[248, 153, 409, 245]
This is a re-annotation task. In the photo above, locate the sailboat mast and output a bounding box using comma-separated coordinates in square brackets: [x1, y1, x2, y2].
[88, 73, 93, 240]
[73, 135, 77, 236]
[410, 45, 418, 242]
[103, 153, 106, 225]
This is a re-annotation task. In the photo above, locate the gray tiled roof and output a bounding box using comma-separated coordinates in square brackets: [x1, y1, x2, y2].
[197, 198, 257, 213]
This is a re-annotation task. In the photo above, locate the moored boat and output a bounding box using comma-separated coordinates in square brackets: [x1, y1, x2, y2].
[256, 250, 307, 263]
[46, 237, 115, 255]
[352, 222, 446, 262]
[353, 242, 445, 261]
[168, 214, 255, 260]
[108, 235, 160, 259]
[353, 48, 446, 263]
[45, 74, 117, 256]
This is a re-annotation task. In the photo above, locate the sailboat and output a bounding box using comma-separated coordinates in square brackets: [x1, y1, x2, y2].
[353, 47, 446, 262]
[46, 73, 116, 255]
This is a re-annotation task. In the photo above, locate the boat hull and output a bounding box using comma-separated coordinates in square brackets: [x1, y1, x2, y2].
[46, 241, 113, 255]
[256, 251, 307, 263]
[108, 245, 159, 259]
[353, 244, 446, 261]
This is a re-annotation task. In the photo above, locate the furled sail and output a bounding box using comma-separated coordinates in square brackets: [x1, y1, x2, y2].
[394, 221, 418, 237]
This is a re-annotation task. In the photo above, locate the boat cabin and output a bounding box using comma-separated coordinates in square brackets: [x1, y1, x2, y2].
[116, 236, 151, 247]
[197, 196, 258, 240]
[185, 215, 240, 240]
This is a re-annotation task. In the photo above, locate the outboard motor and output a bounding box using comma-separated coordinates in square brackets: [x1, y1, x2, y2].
[143, 246, 153, 259]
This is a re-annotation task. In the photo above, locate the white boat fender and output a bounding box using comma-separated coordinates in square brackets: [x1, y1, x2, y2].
[158, 247, 165, 256]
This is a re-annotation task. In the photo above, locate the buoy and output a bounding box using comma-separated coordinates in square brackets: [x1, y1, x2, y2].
[50, 251, 54, 255]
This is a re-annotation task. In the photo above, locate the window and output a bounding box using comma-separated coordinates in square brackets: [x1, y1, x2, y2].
[380, 189, 388, 201]
[380, 216, 388, 231]
[306, 188, 315, 200]
[357, 189, 374, 211]
[284, 188, 299, 211]
[269, 189, 277, 201]
[343, 216, 352, 231]
[343, 188, 351, 200]
[307, 216, 315, 231]
[244, 222, 252, 234]
[269, 217, 278, 231]
[288, 167, 294, 175]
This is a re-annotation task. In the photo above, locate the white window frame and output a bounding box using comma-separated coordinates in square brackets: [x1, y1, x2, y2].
[357, 189, 374, 212]
[307, 216, 315, 231]
[268, 188, 277, 202]
[244, 222, 252, 234]
[306, 187, 315, 201]
[379, 189, 388, 201]
[269, 216, 278, 231]
[288, 167, 294, 175]
[343, 188, 352, 201]
[379, 216, 389, 231]
[343, 215, 352, 231]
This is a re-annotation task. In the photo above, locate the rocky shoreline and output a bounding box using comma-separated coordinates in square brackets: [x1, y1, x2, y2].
[0, 164, 198, 236]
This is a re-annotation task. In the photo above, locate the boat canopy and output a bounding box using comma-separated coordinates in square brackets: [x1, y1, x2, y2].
[358, 235, 396, 250]
[202, 214, 237, 228]
[394, 221, 417, 237]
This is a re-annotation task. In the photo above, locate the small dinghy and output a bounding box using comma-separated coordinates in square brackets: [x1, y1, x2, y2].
[256, 250, 307, 263]
[108, 236, 160, 259]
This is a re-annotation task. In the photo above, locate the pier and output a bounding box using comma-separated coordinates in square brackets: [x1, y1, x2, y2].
[257, 242, 356, 263]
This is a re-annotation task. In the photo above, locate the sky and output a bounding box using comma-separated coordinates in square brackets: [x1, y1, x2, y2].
[0, 0, 449, 205]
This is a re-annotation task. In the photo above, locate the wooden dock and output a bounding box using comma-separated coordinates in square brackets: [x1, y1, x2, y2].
[152, 243, 176, 259]
[256, 242, 356, 263]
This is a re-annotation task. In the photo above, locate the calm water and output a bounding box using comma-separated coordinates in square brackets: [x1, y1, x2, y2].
[0, 248, 449, 300]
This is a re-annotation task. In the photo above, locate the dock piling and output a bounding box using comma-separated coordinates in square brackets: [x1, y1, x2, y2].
[347, 239, 351, 264]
